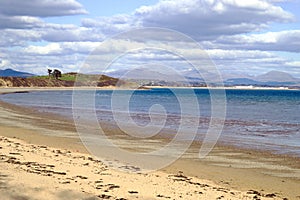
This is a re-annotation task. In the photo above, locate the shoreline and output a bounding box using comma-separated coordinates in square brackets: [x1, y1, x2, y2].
[0, 87, 300, 199]
[0, 85, 299, 93]
[146, 85, 300, 91]
[1, 87, 299, 159]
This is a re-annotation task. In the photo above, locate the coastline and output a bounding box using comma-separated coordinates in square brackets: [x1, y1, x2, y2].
[146, 85, 300, 91]
[0, 87, 300, 199]
[0, 86, 118, 94]
[0, 85, 298, 95]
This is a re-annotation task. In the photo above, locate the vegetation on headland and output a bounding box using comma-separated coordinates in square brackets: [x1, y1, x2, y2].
[0, 72, 127, 88]
[31, 73, 78, 82]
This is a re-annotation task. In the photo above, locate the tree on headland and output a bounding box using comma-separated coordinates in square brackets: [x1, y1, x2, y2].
[53, 69, 62, 80]
[48, 69, 52, 77]
[47, 68, 62, 80]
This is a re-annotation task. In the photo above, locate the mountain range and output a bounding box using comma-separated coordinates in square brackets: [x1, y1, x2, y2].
[105, 69, 300, 87]
[225, 71, 300, 86]
[1, 68, 299, 87]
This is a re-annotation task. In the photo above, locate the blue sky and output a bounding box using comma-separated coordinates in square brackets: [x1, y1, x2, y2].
[0, 0, 299, 79]
[77, 0, 159, 16]
[44, 0, 160, 25]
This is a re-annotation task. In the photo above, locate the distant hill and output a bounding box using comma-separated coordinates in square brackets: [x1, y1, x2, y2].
[226, 71, 300, 86]
[225, 78, 262, 86]
[0, 68, 35, 78]
[107, 68, 300, 87]
[254, 71, 299, 83]
[105, 68, 185, 81]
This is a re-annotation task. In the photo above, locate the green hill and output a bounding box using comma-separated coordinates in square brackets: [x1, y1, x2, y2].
[0, 73, 127, 87]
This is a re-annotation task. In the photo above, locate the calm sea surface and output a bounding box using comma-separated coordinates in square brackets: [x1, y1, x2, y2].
[1, 88, 299, 156]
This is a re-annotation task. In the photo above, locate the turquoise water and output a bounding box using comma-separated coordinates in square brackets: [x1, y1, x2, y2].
[1, 88, 299, 156]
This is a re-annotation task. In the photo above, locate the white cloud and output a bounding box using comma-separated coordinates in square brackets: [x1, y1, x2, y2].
[24, 42, 102, 56]
[81, 15, 134, 35]
[0, 15, 43, 29]
[205, 49, 286, 73]
[40, 24, 105, 42]
[0, 24, 106, 48]
[80, 0, 294, 41]
[286, 61, 300, 67]
[213, 30, 300, 52]
[0, 59, 13, 69]
[0, 0, 87, 30]
[132, 0, 294, 39]
[0, 29, 42, 47]
[206, 49, 276, 60]
[0, 0, 87, 17]
[24, 43, 62, 55]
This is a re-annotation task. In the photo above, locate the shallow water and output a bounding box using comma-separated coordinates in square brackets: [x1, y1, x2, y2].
[0, 88, 299, 156]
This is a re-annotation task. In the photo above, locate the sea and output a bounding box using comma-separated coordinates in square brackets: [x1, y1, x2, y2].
[0, 88, 299, 157]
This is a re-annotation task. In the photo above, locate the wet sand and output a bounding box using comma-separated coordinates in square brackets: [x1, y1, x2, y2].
[0, 87, 299, 199]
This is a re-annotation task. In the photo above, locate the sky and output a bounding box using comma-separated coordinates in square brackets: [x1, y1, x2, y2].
[0, 0, 299, 78]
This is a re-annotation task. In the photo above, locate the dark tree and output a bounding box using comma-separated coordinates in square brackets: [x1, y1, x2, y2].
[48, 69, 52, 77]
[53, 69, 62, 80]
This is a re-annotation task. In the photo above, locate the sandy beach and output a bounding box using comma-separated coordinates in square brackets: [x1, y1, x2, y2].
[0, 88, 299, 200]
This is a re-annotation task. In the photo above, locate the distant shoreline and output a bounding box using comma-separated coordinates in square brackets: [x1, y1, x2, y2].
[0, 86, 117, 95]
[0, 85, 299, 95]
[144, 85, 300, 90]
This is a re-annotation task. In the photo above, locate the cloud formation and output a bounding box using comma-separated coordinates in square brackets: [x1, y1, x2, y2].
[0, 15, 43, 29]
[0, 0, 299, 78]
[0, 0, 87, 31]
[0, 0, 87, 17]
[136, 0, 293, 38]
[82, 0, 294, 40]
[213, 30, 300, 52]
